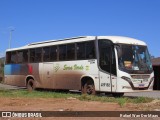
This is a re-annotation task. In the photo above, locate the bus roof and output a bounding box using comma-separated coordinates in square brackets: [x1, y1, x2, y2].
[6, 36, 147, 51]
[98, 36, 147, 45]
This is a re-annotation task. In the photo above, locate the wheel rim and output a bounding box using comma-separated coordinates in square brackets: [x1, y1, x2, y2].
[27, 80, 34, 91]
[86, 85, 94, 95]
[29, 81, 33, 89]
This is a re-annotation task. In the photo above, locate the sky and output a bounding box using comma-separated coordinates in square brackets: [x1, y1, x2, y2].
[0, 0, 160, 58]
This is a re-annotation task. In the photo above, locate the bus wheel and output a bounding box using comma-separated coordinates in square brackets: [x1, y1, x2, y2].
[82, 81, 96, 95]
[112, 93, 124, 97]
[27, 79, 35, 91]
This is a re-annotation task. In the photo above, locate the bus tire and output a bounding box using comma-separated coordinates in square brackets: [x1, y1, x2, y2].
[82, 80, 96, 95]
[112, 93, 124, 97]
[27, 79, 35, 91]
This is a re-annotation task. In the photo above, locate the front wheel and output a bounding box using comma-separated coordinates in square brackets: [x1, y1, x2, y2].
[82, 80, 96, 95]
[27, 79, 35, 91]
[112, 93, 124, 97]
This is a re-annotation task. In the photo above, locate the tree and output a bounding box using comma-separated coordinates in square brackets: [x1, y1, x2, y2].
[0, 59, 4, 76]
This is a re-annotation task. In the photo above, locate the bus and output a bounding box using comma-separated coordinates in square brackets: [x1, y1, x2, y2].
[4, 36, 154, 97]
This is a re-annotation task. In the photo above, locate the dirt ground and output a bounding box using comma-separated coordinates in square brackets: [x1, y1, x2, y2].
[0, 97, 160, 120]
[0, 97, 128, 111]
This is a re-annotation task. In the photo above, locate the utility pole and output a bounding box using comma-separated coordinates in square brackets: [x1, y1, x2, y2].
[9, 29, 14, 49]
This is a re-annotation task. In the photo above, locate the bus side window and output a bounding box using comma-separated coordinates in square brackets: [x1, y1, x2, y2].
[59, 45, 67, 61]
[76, 42, 85, 60]
[6, 52, 11, 64]
[11, 51, 17, 64]
[17, 51, 23, 63]
[67, 43, 75, 60]
[35, 48, 42, 62]
[23, 50, 29, 63]
[86, 41, 96, 59]
[43, 47, 50, 62]
[29, 49, 35, 63]
[50, 46, 57, 61]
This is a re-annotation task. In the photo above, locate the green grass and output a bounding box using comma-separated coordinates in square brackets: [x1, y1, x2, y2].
[0, 89, 78, 98]
[0, 89, 154, 107]
[79, 94, 153, 107]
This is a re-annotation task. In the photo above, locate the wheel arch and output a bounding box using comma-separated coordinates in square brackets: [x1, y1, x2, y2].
[25, 75, 35, 86]
[81, 75, 95, 87]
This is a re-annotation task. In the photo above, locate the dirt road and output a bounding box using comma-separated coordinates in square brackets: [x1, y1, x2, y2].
[0, 97, 160, 120]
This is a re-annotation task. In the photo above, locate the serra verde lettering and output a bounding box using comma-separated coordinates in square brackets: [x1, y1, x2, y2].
[63, 64, 89, 71]
[63, 65, 73, 70]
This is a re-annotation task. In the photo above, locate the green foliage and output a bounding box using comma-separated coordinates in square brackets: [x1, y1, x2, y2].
[117, 98, 126, 107]
[0, 89, 79, 98]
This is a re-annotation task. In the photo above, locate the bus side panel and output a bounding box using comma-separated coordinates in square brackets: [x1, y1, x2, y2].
[49, 60, 99, 90]
[27, 63, 43, 88]
[4, 64, 28, 86]
[4, 63, 42, 87]
[52, 61, 84, 90]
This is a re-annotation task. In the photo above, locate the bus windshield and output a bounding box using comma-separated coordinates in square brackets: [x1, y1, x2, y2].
[116, 44, 153, 74]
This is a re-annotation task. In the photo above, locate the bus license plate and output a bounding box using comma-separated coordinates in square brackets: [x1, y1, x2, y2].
[139, 84, 144, 88]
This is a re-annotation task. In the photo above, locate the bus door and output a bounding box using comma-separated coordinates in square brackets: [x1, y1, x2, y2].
[98, 40, 117, 92]
[43, 63, 54, 88]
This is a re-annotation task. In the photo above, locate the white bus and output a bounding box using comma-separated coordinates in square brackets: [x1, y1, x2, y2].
[4, 36, 154, 97]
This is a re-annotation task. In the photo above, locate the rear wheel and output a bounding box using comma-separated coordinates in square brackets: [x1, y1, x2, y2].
[27, 79, 35, 91]
[82, 80, 96, 95]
